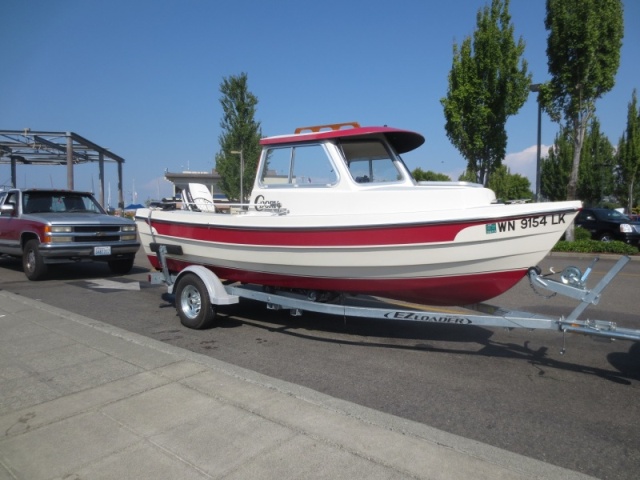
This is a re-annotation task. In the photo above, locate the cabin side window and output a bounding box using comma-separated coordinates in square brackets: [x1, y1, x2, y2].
[340, 140, 404, 183]
[260, 144, 338, 187]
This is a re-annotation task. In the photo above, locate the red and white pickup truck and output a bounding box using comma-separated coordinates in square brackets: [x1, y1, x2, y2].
[0, 188, 140, 280]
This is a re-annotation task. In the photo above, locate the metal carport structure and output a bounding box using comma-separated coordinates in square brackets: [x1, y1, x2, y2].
[0, 129, 126, 209]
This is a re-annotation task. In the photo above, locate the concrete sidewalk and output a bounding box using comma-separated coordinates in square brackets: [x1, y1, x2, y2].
[0, 290, 595, 480]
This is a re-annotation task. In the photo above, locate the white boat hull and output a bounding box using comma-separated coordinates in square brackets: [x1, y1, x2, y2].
[136, 202, 579, 305]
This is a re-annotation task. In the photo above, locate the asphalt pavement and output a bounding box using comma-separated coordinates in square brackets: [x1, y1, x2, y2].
[0, 289, 599, 479]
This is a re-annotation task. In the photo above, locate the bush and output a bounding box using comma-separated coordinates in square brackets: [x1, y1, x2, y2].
[553, 239, 639, 255]
[574, 226, 591, 241]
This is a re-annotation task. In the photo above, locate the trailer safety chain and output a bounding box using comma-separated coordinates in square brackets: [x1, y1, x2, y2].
[527, 267, 557, 299]
[528, 277, 557, 299]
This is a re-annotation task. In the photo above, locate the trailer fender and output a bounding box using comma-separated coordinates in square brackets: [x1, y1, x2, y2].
[170, 266, 239, 305]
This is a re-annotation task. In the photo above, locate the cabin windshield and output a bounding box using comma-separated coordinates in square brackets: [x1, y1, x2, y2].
[339, 140, 405, 184]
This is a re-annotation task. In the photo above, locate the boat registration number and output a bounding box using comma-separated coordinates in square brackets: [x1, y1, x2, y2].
[486, 214, 566, 234]
[94, 246, 111, 256]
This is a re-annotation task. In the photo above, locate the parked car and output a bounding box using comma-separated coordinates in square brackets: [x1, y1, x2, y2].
[0, 188, 140, 280]
[575, 207, 640, 245]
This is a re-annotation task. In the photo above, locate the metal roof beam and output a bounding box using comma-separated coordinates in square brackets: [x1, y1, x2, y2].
[33, 135, 90, 162]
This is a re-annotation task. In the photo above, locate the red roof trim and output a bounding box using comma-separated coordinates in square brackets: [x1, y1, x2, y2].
[260, 126, 425, 154]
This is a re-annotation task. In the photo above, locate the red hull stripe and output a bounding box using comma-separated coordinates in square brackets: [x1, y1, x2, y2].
[149, 220, 477, 247]
[149, 256, 525, 306]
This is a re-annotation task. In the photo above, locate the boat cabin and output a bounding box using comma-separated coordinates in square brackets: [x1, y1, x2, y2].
[249, 122, 495, 215]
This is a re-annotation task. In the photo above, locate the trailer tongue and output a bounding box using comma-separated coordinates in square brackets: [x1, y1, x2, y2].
[150, 245, 640, 354]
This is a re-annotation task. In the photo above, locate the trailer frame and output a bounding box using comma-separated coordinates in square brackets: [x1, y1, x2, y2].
[148, 244, 640, 352]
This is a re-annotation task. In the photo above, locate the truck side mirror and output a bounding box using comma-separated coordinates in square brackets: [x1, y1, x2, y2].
[0, 204, 15, 215]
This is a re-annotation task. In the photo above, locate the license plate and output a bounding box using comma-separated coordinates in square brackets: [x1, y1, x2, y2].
[94, 246, 111, 256]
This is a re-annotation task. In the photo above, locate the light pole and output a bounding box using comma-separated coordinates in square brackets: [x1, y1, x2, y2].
[529, 83, 542, 202]
[230, 150, 244, 203]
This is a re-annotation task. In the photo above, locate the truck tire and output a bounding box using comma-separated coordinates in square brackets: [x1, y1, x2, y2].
[23, 239, 48, 280]
[108, 258, 135, 275]
[598, 232, 613, 242]
[175, 273, 217, 329]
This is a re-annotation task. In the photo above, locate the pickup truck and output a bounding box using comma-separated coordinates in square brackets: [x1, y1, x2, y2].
[0, 188, 140, 280]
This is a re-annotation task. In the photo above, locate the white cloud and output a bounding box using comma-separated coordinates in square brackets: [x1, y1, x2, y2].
[439, 167, 465, 181]
[504, 144, 550, 191]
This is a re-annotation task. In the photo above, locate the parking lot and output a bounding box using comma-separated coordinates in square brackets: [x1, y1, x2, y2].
[0, 250, 639, 479]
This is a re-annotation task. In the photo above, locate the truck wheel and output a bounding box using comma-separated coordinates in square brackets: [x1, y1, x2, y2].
[598, 232, 612, 242]
[23, 239, 48, 280]
[108, 258, 135, 275]
[175, 273, 216, 329]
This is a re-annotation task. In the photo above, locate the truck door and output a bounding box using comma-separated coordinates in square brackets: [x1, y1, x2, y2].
[0, 191, 22, 254]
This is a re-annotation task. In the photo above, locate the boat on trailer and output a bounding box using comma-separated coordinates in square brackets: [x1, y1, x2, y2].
[137, 122, 640, 349]
[136, 121, 581, 306]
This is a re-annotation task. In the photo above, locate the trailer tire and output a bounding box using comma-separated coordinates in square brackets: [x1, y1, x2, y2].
[175, 273, 216, 329]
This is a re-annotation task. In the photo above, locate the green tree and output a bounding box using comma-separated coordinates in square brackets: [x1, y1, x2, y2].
[441, 0, 531, 186]
[616, 89, 640, 213]
[214, 73, 262, 202]
[541, 120, 615, 205]
[577, 118, 615, 206]
[412, 168, 451, 182]
[487, 165, 533, 201]
[542, 0, 623, 205]
[540, 127, 573, 201]
[458, 170, 478, 183]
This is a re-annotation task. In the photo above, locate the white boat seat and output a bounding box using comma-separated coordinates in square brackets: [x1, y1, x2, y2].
[185, 183, 217, 213]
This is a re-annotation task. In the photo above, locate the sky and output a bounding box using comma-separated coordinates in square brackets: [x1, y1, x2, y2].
[1, 0, 638, 205]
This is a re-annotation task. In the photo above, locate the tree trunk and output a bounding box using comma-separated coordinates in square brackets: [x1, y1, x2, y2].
[567, 120, 586, 201]
[565, 120, 586, 242]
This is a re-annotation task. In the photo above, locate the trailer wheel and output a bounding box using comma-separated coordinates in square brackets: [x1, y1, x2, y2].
[23, 239, 48, 281]
[175, 273, 216, 329]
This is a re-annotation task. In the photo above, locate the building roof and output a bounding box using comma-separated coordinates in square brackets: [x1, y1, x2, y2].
[0, 130, 124, 165]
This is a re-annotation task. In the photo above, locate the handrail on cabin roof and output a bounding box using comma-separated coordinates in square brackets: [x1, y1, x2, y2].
[294, 122, 361, 134]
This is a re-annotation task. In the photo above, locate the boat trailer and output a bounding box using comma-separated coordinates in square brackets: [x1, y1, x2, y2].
[149, 244, 640, 353]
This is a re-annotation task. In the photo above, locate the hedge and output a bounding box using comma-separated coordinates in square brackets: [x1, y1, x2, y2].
[553, 239, 639, 255]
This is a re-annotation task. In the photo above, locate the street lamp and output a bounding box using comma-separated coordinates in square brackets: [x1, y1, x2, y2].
[230, 149, 244, 204]
[529, 83, 542, 202]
